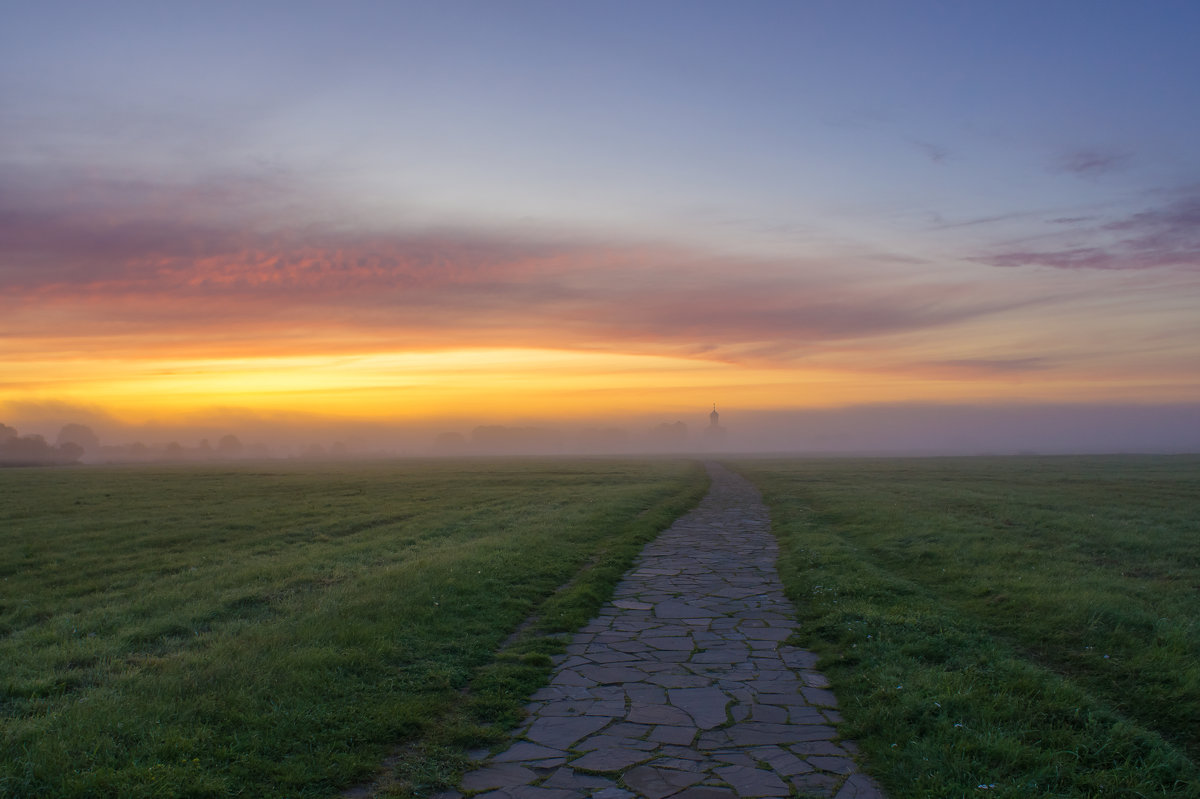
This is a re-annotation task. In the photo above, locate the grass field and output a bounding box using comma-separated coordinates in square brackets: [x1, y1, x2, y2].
[734, 455, 1200, 798]
[6, 455, 1198, 798]
[0, 458, 708, 799]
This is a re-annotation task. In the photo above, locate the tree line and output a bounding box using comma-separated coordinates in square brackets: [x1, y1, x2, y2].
[0, 423, 88, 467]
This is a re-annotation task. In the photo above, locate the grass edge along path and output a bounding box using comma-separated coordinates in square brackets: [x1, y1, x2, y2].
[0, 459, 709, 799]
[362, 461, 711, 798]
[730, 457, 1199, 799]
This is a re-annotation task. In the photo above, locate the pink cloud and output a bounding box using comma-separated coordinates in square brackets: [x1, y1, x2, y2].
[1, 169, 1049, 363]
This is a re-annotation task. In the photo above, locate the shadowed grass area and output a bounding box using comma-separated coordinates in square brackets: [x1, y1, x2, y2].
[733, 455, 1200, 798]
[0, 459, 708, 799]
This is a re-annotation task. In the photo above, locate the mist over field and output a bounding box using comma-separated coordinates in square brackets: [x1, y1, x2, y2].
[5, 402, 1198, 463]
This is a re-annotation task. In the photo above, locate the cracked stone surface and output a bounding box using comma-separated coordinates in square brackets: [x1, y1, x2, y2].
[447, 463, 886, 799]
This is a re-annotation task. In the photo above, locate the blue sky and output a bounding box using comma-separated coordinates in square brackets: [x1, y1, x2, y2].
[9, 1, 1198, 239]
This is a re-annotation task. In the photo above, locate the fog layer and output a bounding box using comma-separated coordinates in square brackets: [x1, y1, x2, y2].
[3, 402, 1197, 464]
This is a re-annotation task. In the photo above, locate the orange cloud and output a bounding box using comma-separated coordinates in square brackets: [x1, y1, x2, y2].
[5, 169, 1199, 426]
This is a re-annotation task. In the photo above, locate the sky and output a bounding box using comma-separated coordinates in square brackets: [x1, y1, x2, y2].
[3, 1, 1199, 453]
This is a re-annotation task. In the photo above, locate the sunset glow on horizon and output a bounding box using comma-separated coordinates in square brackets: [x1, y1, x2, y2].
[4, 2, 1200, 452]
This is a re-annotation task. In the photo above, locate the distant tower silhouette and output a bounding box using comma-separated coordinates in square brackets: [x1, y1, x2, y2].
[705, 403, 726, 449]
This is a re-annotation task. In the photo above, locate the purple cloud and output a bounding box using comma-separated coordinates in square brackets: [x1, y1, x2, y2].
[973, 194, 1200, 271]
[911, 139, 950, 164]
[928, 210, 1043, 230]
[925, 357, 1050, 374]
[1048, 216, 1098, 225]
[1103, 195, 1200, 250]
[1056, 148, 1130, 177]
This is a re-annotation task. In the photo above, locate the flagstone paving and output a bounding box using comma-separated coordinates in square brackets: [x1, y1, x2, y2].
[441, 463, 885, 799]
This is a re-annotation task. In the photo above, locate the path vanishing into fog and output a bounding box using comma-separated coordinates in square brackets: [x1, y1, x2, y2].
[440, 463, 885, 799]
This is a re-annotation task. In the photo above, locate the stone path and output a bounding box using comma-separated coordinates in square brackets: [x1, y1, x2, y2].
[443, 463, 885, 799]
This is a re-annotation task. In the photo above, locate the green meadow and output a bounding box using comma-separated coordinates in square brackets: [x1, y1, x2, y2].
[734, 455, 1200, 798]
[3, 456, 1198, 798]
[0, 459, 708, 798]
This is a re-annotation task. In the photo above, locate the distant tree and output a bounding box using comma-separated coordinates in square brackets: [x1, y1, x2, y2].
[434, 431, 467, 453]
[0, 423, 17, 443]
[651, 421, 689, 442]
[0, 433, 48, 465]
[57, 442, 84, 463]
[165, 441, 185, 458]
[0, 432, 81, 466]
[13, 433, 49, 453]
[577, 427, 630, 453]
[56, 423, 100, 453]
[217, 434, 243, 456]
[470, 425, 564, 454]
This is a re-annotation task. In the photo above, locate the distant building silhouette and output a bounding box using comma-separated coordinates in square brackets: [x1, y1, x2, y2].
[649, 421, 689, 450]
[704, 403, 727, 448]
